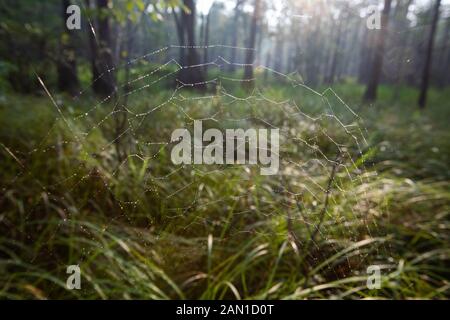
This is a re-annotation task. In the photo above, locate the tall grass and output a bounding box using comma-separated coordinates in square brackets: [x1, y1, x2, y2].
[0, 82, 448, 299]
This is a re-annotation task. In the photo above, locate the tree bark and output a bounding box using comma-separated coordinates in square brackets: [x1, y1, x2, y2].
[242, 0, 261, 90]
[326, 18, 343, 85]
[94, 0, 116, 96]
[418, 0, 441, 108]
[178, 0, 206, 89]
[86, 0, 115, 96]
[364, 0, 392, 102]
[392, 0, 413, 100]
[203, 8, 211, 73]
[172, 7, 186, 66]
[229, 0, 245, 72]
[58, 0, 79, 95]
[273, 22, 285, 73]
[437, 17, 450, 87]
[85, 0, 100, 92]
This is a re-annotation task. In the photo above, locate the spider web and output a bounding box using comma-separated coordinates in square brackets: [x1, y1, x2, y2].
[5, 42, 392, 298]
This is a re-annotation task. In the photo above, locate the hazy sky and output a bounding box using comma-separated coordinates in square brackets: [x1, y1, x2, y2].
[196, 0, 450, 27]
[197, 0, 450, 16]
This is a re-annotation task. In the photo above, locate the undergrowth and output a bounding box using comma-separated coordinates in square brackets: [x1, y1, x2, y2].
[0, 83, 448, 299]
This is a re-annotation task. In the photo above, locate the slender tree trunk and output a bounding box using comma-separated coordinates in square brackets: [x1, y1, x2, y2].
[358, 23, 371, 84]
[243, 0, 261, 89]
[347, 20, 363, 77]
[274, 23, 284, 73]
[322, 18, 334, 83]
[442, 19, 450, 86]
[364, 0, 393, 102]
[91, 0, 121, 161]
[203, 8, 211, 73]
[326, 16, 343, 85]
[88, 0, 116, 96]
[178, 0, 206, 89]
[85, 0, 100, 90]
[229, 0, 244, 72]
[200, 14, 205, 52]
[337, 19, 350, 81]
[437, 18, 450, 87]
[418, 0, 441, 108]
[172, 7, 185, 66]
[58, 0, 80, 95]
[392, 0, 413, 101]
[264, 51, 271, 83]
[256, 23, 263, 65]
[122, 18, 133, 98]
[306, 13, 322, 86]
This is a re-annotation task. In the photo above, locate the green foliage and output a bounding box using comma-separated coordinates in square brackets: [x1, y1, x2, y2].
[0, 83, 448, 299]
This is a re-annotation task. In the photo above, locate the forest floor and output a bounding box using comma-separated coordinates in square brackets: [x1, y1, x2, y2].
[0, 82, 449, 299]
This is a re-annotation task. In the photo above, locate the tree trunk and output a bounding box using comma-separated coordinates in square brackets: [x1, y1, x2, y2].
[418, 0, 441, 108]
[358, 26, 369, 84]
[306, 12, 322, 86]
[364, 0, 393, 102]
[437, 17, 450, 87]
[178, 0, 206, 89]
[94, 0, 116, 96]
[200, 13, 205, 53]
[58, 0, 79, 95]
[273, 23, 284, 73]
[325, 16, 343, 85]
[242, 0, 261, 89]
[392, 0, 413, 101]
[172, 7, 185, 66]
[85, 0, 100, 92]
[256, 22, 263, 65]
[86, 0, 115, 96]
[203, 8, 211, 73]
[229, 0, 245, 72]
[264, 51, 271, 83]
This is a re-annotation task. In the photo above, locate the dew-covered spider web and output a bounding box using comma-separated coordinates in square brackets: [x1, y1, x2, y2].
[4, 41, 395, 299]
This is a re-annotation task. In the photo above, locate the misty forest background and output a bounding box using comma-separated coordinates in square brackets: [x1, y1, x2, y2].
[0, 0, 449, 299]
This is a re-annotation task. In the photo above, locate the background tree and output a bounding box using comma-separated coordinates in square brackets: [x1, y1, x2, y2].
[437, 17, 450, 87]
[364, 0, 393, 102]
[229, 0, 245, 72]
[391, 0, 414, 100]
[326, 7, 346, 85]
[176, 0, 205, 89]
[202, 6, 211, 73]
[242, 0, 261, 89]
[84, 0, 116, 96]
[57, 0, 80, 95]
[93, 0, 116, 96]
[418, 0, 442, 108]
